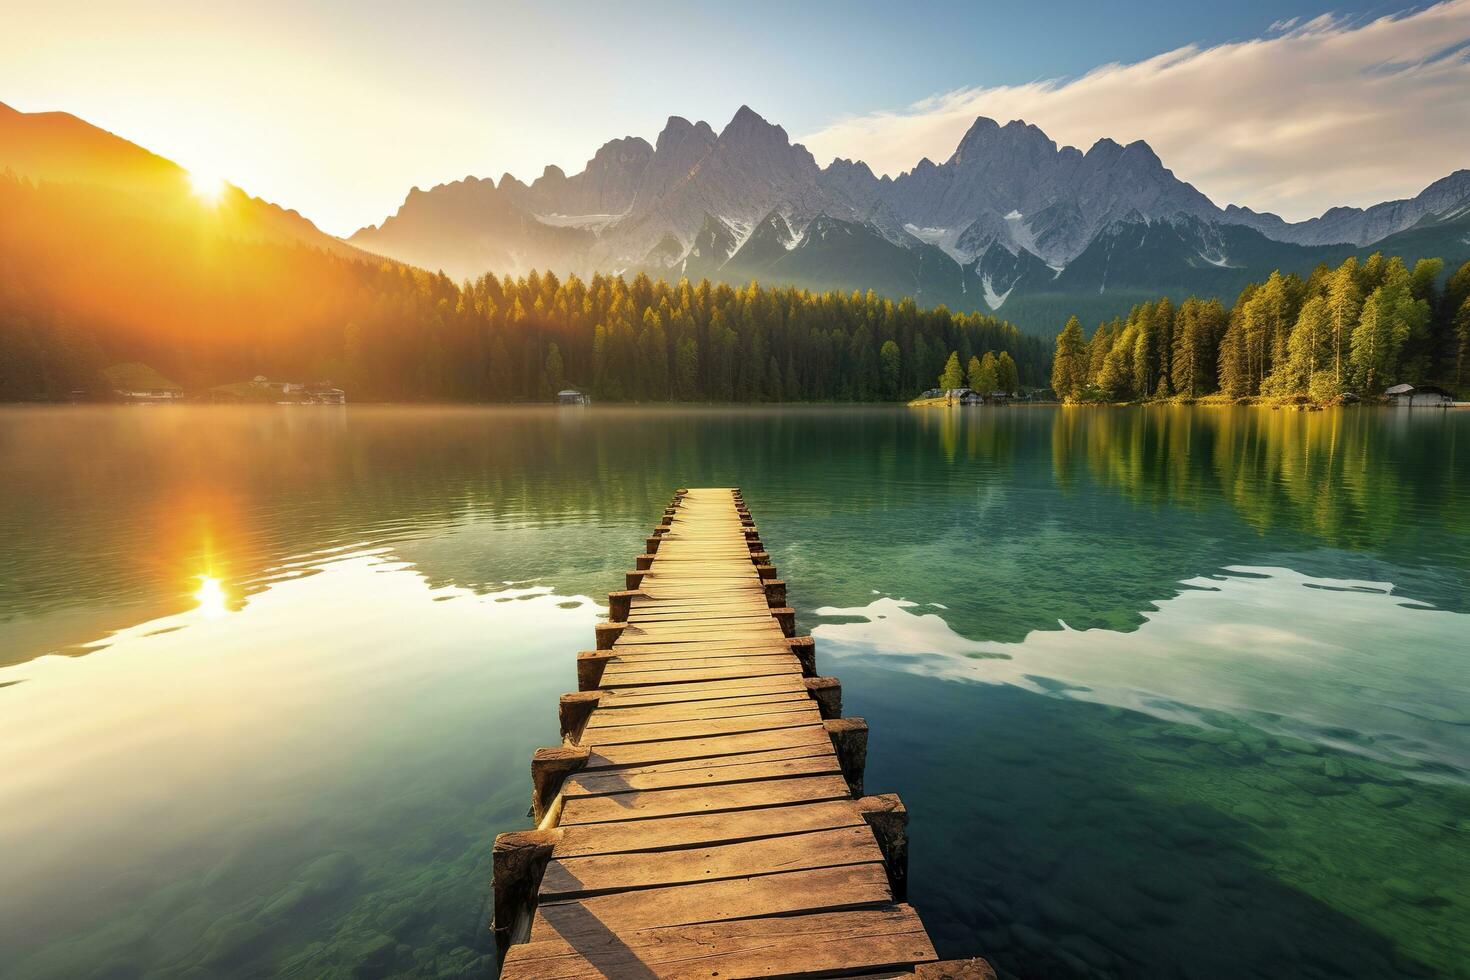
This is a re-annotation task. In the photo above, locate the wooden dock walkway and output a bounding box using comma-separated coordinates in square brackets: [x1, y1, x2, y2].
[492, 488, 990, 979]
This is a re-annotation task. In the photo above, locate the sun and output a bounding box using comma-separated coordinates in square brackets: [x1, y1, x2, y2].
[187, 168, 227, 204]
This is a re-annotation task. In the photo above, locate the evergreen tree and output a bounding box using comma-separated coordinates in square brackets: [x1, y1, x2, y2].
[1351, 283, 1424, 393]
[966, 354, 984, 392]
[975, 351, 1000, 394]
[996, 351, 1018, 394]
[1051, 316, 1086, 401]
[1325, 258, 1362, 387]
[938, 350, 965, 389]
[880, 340, 901, 399]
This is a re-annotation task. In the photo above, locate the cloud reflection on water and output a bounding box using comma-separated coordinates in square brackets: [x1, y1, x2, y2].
[814, 565, 1470, 776]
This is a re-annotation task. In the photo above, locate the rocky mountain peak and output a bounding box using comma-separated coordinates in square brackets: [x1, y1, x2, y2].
[1118, 139, 1164, 170]
[721, 104, 777, 138]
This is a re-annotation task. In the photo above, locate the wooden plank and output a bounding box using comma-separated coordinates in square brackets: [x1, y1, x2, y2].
[552, 800, 866, 857]
[582, 696, 814, 731]
[531, 863, 893, 936]
[583, 725, 832, 770]
[604, 640, 791, 657]
[587, 691, 813, 724]
[597, 663, 802, 687]
[627, 609, 775, 624]
[558, 773, 852, 825]
[570, 742, 837, 782]
[540, 825, 882, 898]
[602, 649, 796, 667]
[576, 706, 821, 746]
[596, 676, 812, 706]
[614, 625, 785, 643]
[500, 904, 937, 980]
[601, 653, 797, 674]
[562, 755, 841, 798]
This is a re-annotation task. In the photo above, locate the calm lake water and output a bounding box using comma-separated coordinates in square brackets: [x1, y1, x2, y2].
[0, 404, 1466, 979]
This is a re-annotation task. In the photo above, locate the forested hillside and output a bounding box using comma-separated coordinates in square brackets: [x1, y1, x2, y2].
[1050, 254, 1470, 402]
[0, 173, 1047, 402]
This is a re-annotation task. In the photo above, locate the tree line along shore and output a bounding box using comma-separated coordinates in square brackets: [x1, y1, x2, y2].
[1048, 255, 1470, 406]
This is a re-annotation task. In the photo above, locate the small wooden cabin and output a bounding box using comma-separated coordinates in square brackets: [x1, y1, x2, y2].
[1385, 383, 1454, 408]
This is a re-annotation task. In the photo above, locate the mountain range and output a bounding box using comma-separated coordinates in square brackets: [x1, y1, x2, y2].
[351, 106, 1470, 335]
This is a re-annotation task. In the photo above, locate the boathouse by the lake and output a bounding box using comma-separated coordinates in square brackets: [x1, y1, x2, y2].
[1385, 383, 1454, 407]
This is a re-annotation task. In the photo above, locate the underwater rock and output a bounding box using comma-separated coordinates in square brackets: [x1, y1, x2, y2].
[1230, 800, 1285, 828]
[1360, 784, 1410, 808]
[1382, 877, 1436, 906]
[349, 932, 398, 978]
[259, 852, 361, 922]
[200, 913, 270, 967]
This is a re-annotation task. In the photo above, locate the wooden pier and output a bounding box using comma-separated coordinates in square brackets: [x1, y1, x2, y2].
[492, 488, 991, 979]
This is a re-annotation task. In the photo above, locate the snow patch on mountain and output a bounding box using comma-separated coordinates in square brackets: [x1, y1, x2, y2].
[536, 211, 627, 230]
[1002, 210, 1045, 261]
[980, 273, 1013, 310]
[903, 223, 971, 263]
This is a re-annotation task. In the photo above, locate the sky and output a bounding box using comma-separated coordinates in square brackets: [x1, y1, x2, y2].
[3, 0, 1467, 236]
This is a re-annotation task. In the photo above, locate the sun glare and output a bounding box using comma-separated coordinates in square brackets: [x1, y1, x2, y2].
[187, 169, 227, 204]
[193, 575, 228, 618]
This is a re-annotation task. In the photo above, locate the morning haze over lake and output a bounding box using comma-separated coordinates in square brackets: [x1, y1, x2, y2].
[2, 1, 1468, 978]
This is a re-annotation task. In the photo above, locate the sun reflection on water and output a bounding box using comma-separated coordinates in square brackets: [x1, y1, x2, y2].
[192, 575, 228, 618]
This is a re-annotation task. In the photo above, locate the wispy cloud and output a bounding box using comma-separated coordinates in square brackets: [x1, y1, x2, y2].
[798, 2, 1470, 222]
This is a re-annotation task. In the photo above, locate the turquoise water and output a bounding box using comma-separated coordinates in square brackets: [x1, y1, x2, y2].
[0, 405, 1465, 978]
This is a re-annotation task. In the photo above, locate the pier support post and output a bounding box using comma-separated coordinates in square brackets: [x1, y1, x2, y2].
[825, 717, 868, 796]
[624, 570, 645, 590]
[764, 579, 787, 607]
[857, 793, 909, 900]
[755, 563, 777, 580]
[594, 622, 624, 650]
[770, 606, 795, 637]
[804, 676, 842, 719]
[492, 829, 560, 951]
[531, 746, 589, 823]
[635, 554, 654, 571]
[788, 636, 816, 676]
[558, 692, 601, 742]
[606, 590, 642, 622]
[576, 651, 614, 691]
[645, 536, 661, 554]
